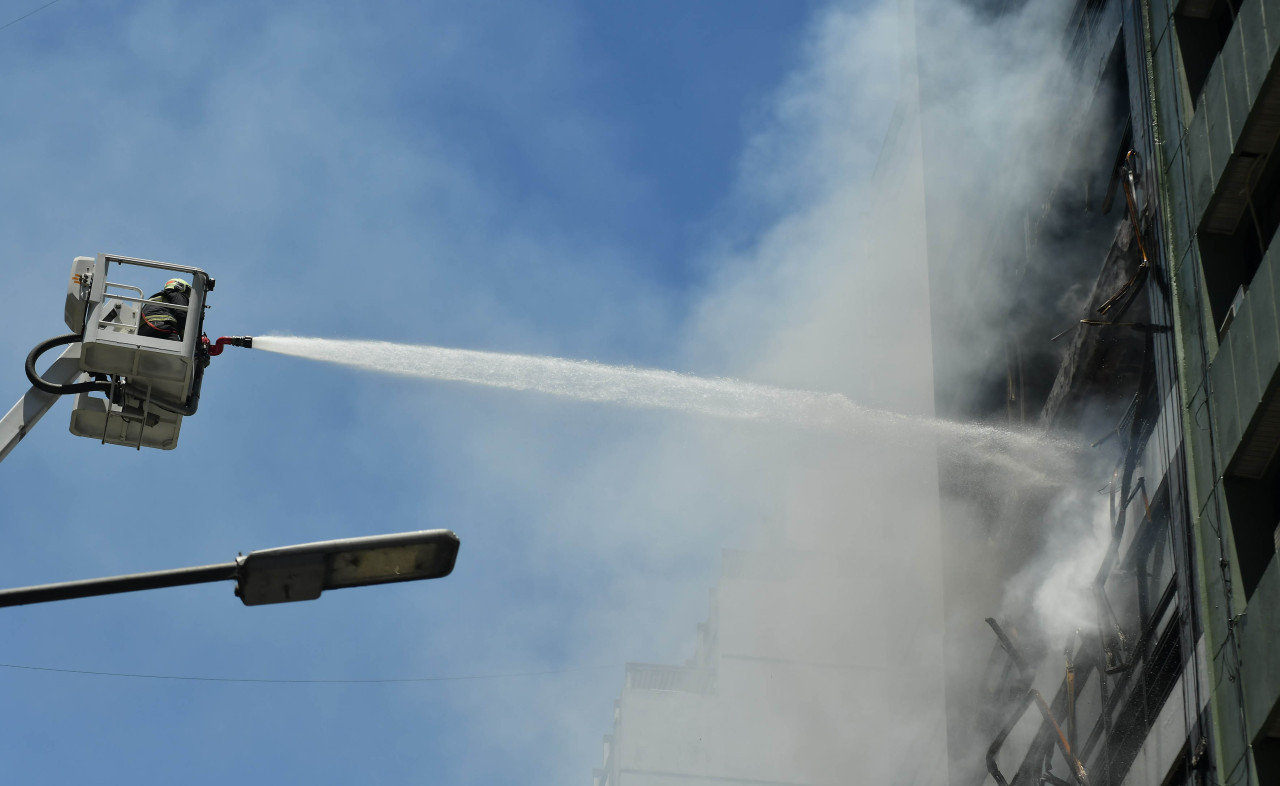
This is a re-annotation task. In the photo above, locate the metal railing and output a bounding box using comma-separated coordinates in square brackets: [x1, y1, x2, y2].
[93, 280, 193, 337]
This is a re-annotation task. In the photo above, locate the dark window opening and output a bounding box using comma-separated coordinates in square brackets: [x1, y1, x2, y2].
[1223, 438, 1280, 599]
[1256, 735, 1280, 786]
[1198, 150, 1280, 336]
[1174, 0, 1243, 106]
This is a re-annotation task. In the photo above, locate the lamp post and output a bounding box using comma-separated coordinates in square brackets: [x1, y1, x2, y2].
[0, 529, 459, 608]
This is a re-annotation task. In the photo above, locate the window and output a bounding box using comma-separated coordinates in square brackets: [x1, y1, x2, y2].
[1197, 148, 1280, 337]
[1174, 0, 1243, 107]
[1223, 446, 1280, 599]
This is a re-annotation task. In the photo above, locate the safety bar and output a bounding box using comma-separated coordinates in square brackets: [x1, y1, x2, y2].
[95, 292, 191, 313]
[104, 282, 144, 298]
[102, 253, 213, 282]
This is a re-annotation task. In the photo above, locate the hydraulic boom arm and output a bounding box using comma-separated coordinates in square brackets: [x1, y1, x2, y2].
[0, 344, 86, 465]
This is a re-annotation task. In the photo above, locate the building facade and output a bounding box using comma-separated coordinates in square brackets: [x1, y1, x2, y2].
[593, 0, 1280, 783]
[920, 0, 1280, 783]
[592, 550, 947, 786]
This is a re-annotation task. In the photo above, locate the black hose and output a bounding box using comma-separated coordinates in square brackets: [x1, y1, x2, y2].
[27, 332, 207, 416]
[24, 334, 112, 396]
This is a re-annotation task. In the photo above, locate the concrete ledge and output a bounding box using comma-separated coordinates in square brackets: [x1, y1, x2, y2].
[1185, 0, 1280, 232]
[1240, 557, 1280, 742]
[1209, 241, 1280, 477]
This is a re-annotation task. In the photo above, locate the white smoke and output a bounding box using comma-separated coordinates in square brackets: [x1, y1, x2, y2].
[559, 0, 1119, 782]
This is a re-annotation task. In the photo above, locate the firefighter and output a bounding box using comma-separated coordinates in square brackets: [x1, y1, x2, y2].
[138, 277, 191, 340]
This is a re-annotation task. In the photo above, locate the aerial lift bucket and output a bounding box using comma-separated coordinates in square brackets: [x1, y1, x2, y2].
[28, 254, 216, 450]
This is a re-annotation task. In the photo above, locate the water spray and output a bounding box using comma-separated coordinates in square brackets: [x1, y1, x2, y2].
[246, 335, 1081, 483]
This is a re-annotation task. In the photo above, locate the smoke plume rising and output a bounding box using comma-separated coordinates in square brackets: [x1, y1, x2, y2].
[558, 0, 1123, 782]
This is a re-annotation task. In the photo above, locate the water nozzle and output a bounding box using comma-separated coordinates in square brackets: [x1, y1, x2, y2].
[205, 335, 254, 356]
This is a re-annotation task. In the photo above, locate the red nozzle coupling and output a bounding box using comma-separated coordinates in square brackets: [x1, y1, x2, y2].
[205, 336, 254, 356]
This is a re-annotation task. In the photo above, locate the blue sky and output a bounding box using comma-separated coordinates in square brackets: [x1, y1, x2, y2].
[0, 0, 919, 782]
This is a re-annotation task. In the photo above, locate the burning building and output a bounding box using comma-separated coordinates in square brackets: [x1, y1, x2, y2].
[921, 0, 1280, 781]
[591, 0, 1280, 783]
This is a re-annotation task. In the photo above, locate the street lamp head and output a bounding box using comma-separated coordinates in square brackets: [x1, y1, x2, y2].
[235, 529, 460, 606]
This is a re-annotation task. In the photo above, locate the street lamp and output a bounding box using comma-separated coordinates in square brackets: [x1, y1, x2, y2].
[236, 530, 460, 605]
[0, 529, 460, 608]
